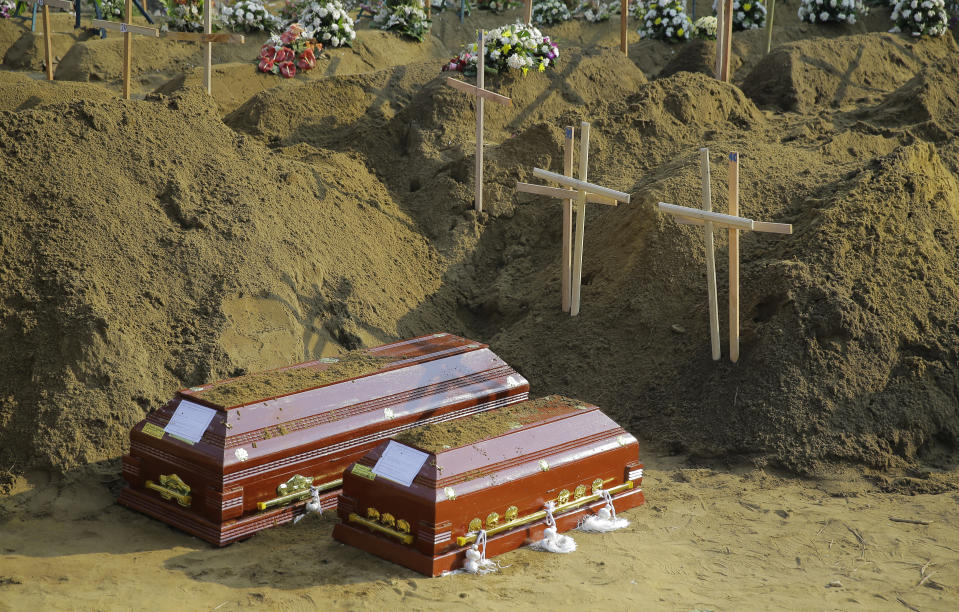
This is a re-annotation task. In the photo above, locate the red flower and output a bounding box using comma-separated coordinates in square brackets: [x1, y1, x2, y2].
[259, 44, 277, 61]
[275, 46, 295, 63]
[296, 47, 316, 71]
[279, 61, 296, 78]
[258, 58, 275, 73]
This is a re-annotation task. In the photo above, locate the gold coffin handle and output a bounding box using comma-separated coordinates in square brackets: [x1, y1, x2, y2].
[257, 477, 343, 511]
[145, 474, 192, 507]
[456, 480, 633, 546]
[348, 513, 414, 545]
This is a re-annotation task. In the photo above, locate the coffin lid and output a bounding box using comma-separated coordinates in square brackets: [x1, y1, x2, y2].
[137, 333, 529, 467]
[379, 396, 629, 487]
[179, 332, 486, 410]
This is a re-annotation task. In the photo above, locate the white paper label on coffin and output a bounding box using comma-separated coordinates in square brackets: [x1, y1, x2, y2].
[372, 440, 430, 487]
[164, 400, 218, 444]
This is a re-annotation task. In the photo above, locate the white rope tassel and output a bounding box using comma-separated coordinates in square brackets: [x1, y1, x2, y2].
[578, 489, 629, 533]
[530, 501, 577, 553]
[463, 530, 499, 574]
[293, 486, 323, 525]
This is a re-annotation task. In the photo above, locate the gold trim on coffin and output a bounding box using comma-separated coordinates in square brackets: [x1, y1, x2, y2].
[348, 513, 415, 545]
[256, 476, 343, 511]
[455, 480, 634, 547]
[145, 474, 192, 507]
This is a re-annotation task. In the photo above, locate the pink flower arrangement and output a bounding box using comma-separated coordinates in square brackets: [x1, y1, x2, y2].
[257, 23, 322, 78]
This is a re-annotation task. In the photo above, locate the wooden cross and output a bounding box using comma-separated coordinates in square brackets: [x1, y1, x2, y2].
[444, 30, 512, 214]
[515, 121, 630, 316]
[91, 1, 159, 100]
[20, 0, 72, 81]
[658, 148, 792, 362]
[621, 0, 629, 55]
[524, 0, 532, 23]
[164, 1, 245, 96]
[715, 0, 734, 82]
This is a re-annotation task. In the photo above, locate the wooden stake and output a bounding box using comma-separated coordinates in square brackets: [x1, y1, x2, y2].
[531, 168, 629, 202]
[620, 0, 628, 55]
[203, 0, 212, 95]
[89, 15, 160, 100]
[562, 125, 574, 312]
[443, 32, 511, 215]
[21, 0, 72, 81]
[714, 0, 724, 79]
[124, 0, 133, 99]
[766, 0, 776, 54]
[515, 182, 618, 206]
[721, 0, 734, 82]
[700, 148, 721, 361]
[475, 30, 484, 214]
[41, 3, 52, 80]
[728, 151, 740, 363]
[524, 0, 532, 23]
[570, 121, 590, 317]
[163, 19, 245, 97]
[659, 201, 753, 230]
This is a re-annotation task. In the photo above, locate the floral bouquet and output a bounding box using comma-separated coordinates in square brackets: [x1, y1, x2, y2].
[890, 0, 950, 36]
[637, 0, 692, 42]
[298, 1, 356, 47]
[160, 0, 206, 31]
[478, 0, 523, 13]
[691, 14, 717, 38]
[532, 0, 572, 24]
[221, 1, 282, 31]
[258, 23, 322, 78]
[797, 0, 866, 24]
[87, 0, 125, 20]
[577, 0, 619, 22]
[712, 0, 766, 29]
[442, 22, 559, 76]
[373, 0, 431, 41]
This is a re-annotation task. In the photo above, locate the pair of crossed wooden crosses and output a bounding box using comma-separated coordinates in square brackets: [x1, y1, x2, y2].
[659, 148, 792, 363]
[91, 0, 243, 99]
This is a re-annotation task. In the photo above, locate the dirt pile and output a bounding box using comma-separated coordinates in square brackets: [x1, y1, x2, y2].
[0, 90, 447, 471]
[864, 55, 959, 142]
[742, 32, 959, 112]
[0, 72, 117, 111]
[155, 29, 449, 114]
[0, 14, 82, 71]
[0, 21, 957, 479]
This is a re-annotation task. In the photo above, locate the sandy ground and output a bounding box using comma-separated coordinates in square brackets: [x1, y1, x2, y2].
[1, 6, 958, 611]
[2, 455, 957, 610]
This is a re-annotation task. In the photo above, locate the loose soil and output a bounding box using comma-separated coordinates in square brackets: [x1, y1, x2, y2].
[395, 394, 585, 452]
[192, 352, 395, 407]
[0, 4, 958, 609]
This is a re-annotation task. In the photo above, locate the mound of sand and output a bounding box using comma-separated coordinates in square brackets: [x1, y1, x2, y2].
[863, 55, 959, 142]
[742, 32, 959, 112]
[0, 13, 80, 71]
[0, 90, 448, 471]
[0, 19, 957, 480]
[0, 71, 117, 110]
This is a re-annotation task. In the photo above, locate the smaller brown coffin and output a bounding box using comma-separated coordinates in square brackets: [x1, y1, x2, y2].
[118, 333, 529, 546]
[332, 396, 644, 576]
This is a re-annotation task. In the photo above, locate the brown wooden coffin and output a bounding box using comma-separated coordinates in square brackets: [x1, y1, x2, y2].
[117, 333, 530, 546]
[332, 396, 645, 576]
